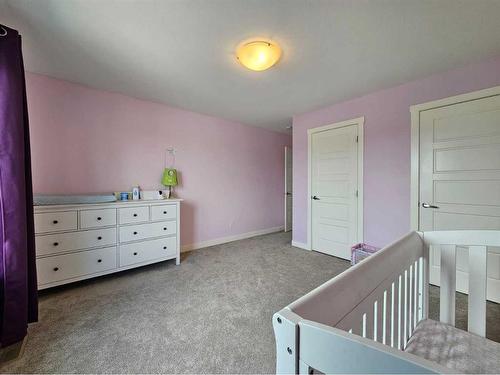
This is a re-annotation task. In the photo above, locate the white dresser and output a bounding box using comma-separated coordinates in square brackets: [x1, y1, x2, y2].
[34, 199, 181, 289]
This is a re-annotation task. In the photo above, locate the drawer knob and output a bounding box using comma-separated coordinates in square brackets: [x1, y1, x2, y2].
[97, 259, 102, 263]
[163, 246, 167, 250]
[133, 231, 138, 235]
[133, 252, 138, 256]
[53, 242, 59, 247]
[53, 267, 59, 271]
[163, 211, 167, 214]
[97, 217, 102, 221]
[97, 236, 102, 240]
[163, 227, 167, 231]
[133, 213, 138, 217]
[53, 220, 58, 224]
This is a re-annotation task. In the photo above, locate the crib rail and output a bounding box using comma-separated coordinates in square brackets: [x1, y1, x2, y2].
[288, 232, 425, 331]
[335, 257, 424, 350]
[297, 320, 447, 374]
[288, 232, 427, 350]
[421, 230, 500, 337]
[273, 230, 500, 374]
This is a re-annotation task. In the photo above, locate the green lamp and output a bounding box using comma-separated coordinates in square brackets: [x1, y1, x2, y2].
[162, 168, 178, 198]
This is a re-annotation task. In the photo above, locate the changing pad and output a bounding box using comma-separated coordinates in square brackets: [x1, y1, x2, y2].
[405, 319, 500, 374]
[34, 194, 117, 206]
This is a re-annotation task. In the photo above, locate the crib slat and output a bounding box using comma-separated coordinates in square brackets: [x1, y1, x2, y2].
[406, 268, 412, 346]
[422, 245, 430, 320]
[413, 260, 418, 330]
[350, 318, 362, 337]
[440, 244, 456, 325]
[365, 307, 374, 340]
[468, 245, 487, 337]
[397, 275, 403, 349]
[401, 270, 408, 349]
[418, 257, 424, 322]
[408, 265, 413, 337]
[378, 291, 386, 344]
[362, 313, 367, 338]
[389, 282, 396, 348]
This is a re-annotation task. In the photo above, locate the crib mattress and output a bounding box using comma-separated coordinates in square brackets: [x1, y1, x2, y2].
[405, 319, 500, 374]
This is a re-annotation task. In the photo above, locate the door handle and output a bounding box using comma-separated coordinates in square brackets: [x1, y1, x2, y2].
[312, 196, 320, 200]
[422, 203, 439, 209]
[286, 192, 291, 196]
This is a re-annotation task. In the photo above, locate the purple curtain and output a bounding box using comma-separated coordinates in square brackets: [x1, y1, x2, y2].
[0, 24, 38, 347]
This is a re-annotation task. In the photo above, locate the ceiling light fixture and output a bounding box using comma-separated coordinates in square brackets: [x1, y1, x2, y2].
[236, 40, 282, 71]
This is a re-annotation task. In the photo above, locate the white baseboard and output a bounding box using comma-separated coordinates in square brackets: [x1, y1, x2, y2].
[181, 226, 284, 252]
[291, 240, 310, 250]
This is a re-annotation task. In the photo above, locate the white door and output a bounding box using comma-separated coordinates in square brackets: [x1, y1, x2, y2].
[284, 147, 293, 232]
[311, 124, 359, 259]
[419, 94, 500, 303]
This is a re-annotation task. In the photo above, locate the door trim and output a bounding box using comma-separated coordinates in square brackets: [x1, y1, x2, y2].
[307, 116, 364, 251]
[284, 146, 292, 232]
[409, 85, 500, 231]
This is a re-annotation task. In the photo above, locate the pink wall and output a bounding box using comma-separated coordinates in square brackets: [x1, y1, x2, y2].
[26, 73, 291, 248]
[293, 56, 500, 248]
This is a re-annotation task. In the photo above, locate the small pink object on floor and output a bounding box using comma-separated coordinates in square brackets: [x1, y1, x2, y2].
[351, 243, 380, 265]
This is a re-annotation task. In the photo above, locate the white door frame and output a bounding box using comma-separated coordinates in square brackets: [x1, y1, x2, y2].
[409, 85, 500, 230]
[307, 116, 364, 251]
[284, 146, 292, 232]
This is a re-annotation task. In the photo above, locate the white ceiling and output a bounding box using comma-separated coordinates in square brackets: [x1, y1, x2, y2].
[2, 0, 500, 132]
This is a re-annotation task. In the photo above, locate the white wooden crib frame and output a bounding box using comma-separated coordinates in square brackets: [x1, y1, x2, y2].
[273, 230, 499, 374]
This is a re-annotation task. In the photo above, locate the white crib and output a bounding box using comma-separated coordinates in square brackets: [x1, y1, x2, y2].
[273, 231, 500, 374]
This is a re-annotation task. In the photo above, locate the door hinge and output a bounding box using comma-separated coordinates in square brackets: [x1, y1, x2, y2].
[355, 136, 359, 143]
[355, 190, 359, 197]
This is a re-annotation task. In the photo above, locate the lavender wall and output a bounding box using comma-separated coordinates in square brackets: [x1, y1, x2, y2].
[26, 73, 291, 248]
[293, 56, 500, 248]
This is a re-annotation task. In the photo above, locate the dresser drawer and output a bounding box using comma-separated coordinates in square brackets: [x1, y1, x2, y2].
[37, 246, 117, 285]
[119, 206, 149, 224]
[120, 237, 177, 267]
[151, 204, 177, 221]
[36, 228, 117, 257]
[119, 221, 176, 243]
[34, 211, 78, 234]
[80, 208, 116, 229]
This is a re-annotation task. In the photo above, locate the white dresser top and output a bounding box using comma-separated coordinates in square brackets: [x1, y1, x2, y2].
[34, 198, 183, 212]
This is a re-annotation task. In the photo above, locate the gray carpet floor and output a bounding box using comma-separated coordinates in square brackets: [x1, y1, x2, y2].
[1, 232, 499, 373]
[1, 232, 347, 374]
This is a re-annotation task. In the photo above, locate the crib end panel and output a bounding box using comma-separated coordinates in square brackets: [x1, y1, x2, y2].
[273, 308, 301, 374]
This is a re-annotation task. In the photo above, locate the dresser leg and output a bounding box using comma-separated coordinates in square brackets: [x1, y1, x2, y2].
[176, 256, 180, 265]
